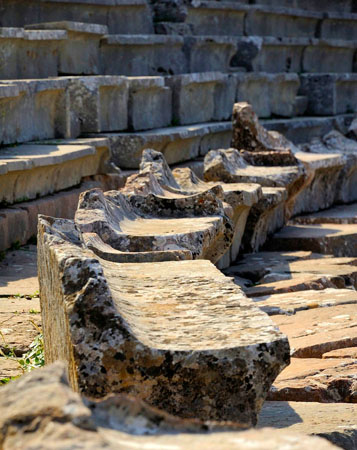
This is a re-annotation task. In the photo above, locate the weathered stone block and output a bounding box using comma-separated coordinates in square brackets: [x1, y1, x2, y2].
[0, 78, 69, 145]
[128, 76, 172, 130]
[67, 75, 129, 133]
[26, 21, 107, 75]
[101, 35, 187, 76]
[302, 39, 355, 73]
[0, 142, 110, 204]
[321, 12, 357, 41]
[38, 215, 289, 424]
[99, 121, 232, 169]
[246, 6, 320, 38]
[184, 36, 237, 73]
[300, 74, 357, 116]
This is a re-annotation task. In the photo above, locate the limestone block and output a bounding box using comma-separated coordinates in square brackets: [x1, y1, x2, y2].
[184, 36, 237, 73]
[259, 401, 357, 450]
[292, 202, 357, 225]
[269, 73, 300, 118]
[236, 253, 357, 297]
[272, 303, 357, 358]
[269, 357, 357, 403]
[292, 152, 344, 215]
[38, 215, 289, 424]
[75, 187, 232, 263]
[100, 121, 232, 169]
[252, 37, 306, 73]
[300, 130, 357, 204]
[0, 0, 154, 34]
[26, 21, 107, 75]
[252, 288, 357, 316]
[128, 76, 172, 131]
[0, 142, 110, 204]
[122, 148, 260, 267]
[245, 6, 320, 38]
[267, 223, 357, 257]
[67, 75, 129, 134]
[302, 39, 355, 73]
[242, 187, 287, 253]
[231, 102, 299, 166]
[0, 363, 340, 449]
[0, 28, 66, 79]
[321, 12, 357, 41]
[0, 78, 69, 145]
[165, 72, 231, 125]
[185, 2, 247, 36]
[300, 74, 357, 116]
[101, 35, 187, 76]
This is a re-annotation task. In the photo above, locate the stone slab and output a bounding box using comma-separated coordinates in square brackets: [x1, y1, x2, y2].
[0, 246, 38, 296]
[0, 357, 23, 379]
[0, 363, 339, 450]
[323, 347, 357, 359]
[259, 401, 357, 450]
[38, 215, 290, 425]
[321, 12, 357, 41]
[0, 142, 109, 204]
[98, 121, 232, 169]
[271, 303, 357, 358]
[268, 357, 357, 403]
[292, 203, 357, 225]
[252, 288, 357, 316]
[266, 223, 357, 257]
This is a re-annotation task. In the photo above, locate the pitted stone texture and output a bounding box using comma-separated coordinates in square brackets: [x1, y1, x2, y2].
[259, 401, 357, 450]
[231, 102, 299, 166]
[38, 216, 289, 425]
[229, 252, 357, 297]
[292, 203, 357, 225]
[300, 130, 357, 204]
[266, 223, 357, 257]
[268, 358, 357, 403]
[271, 304, 357, 358]
[0, 364, 339, 450]
[75, 187, 232, 264]
[252, 288, 357, 316]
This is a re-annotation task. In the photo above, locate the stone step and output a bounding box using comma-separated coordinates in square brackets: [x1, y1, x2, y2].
[227, 251, 357, 296]
[38, 215, 290, 425]
[258, 401, 357, 450]
[0, 138, 111, 204]
[0, 0, 153, 34]
[268, 357, 357, 403]
[0, 175, 122, 252]
[0, 363, 340, 450]
[93, 121, 233, 169]
[300, 73, 357, 116]
[292, 202, 357, 225]
[155, 2, 357, 41]
[0, 72, 303, 146]
[253, 0, 354, 13]
[235, 36, 357, 74]
[271, 303, 357, 358]
[266, 223, 357, 257]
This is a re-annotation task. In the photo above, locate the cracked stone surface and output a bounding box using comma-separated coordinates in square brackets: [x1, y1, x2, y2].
[271, 303, 357, 358]
[268, 357, 357, 403]
[0, 363, 339, 450]
[37, 215, 290, 425]
[259, 401, 357, 450]
[231, 102, 299, 166]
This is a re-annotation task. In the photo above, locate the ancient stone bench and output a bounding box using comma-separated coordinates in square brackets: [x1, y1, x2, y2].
[0, 0, 153, 34]
[255, 0, 353, 13]
[300, 73, 357, 116]
[37, 214, 289, 425]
